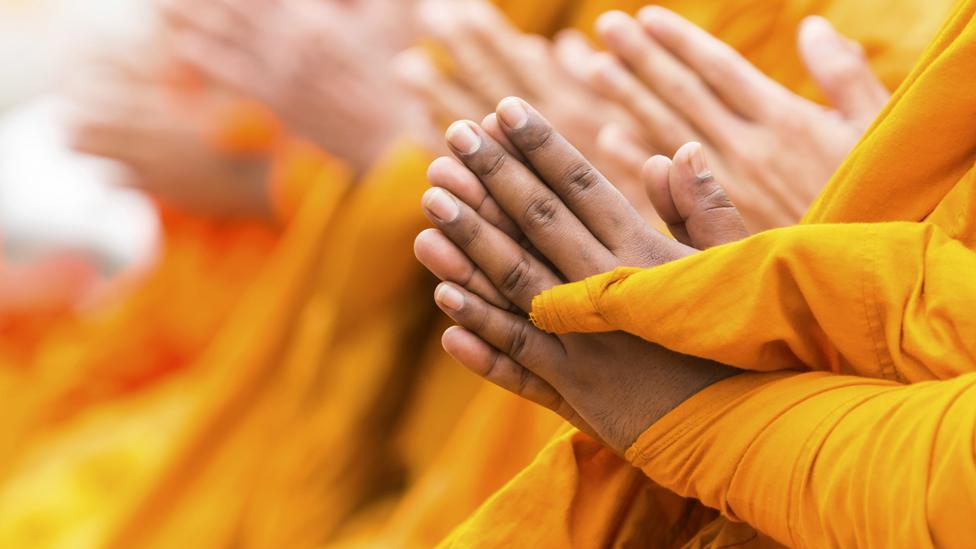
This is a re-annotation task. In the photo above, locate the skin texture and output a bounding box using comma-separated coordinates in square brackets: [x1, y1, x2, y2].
[68, 55, 273, 220]
[588, 8, 890, 230]
[414, 98, 748, 452]
[161, 0, 423, 174]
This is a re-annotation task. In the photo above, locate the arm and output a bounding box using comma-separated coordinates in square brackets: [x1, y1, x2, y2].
[626, 369, 976, 548]
[532, 221, 976, 382]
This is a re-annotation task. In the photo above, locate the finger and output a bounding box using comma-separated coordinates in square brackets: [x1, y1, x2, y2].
[440, 325, 598, 438]
[480, 113, 525, 163]
[422, 186, 562, 311]
[169, 31, 259, 95]
[663, 142, 750, 249]
[494, 98, 675, 262]
[586, 53, 694, 154]
[435, 282, 564, 376]
[394, 48, 490, 124]
[430, 142, 549, 268]
[427, 155, 521, 240]
[445, 119, 619, 280]
[596, 11, 746, 150]
[642, 154, 692, 246]
[635, 6, 792, 123]
[798, 16, 889, 130]
[162, 0, 256, 44]
[419, 0, 519, 104]
[414, 229, 512, 310]
[553, 29, 599, 84]
[597, 123, 654, 183]
[461, 0, 554, 99]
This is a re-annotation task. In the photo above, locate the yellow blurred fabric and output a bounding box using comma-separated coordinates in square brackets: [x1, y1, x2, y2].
[445, 1, 976, 547]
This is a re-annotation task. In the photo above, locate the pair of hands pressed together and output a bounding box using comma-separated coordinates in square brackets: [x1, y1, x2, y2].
[415, 98, 748, 452]
[402, 2, 889, 231]
[68, 55, 274, 220]
[411, 6, 889, 451]
[160, 0, 421, 176]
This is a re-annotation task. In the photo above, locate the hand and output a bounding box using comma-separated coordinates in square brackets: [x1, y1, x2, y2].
[588, 9, 889, 230]
[161, 0, 419, 174]
[414, 98, 745, 451]
[398, 0, 634, 165]
[67, 57, 273, 219]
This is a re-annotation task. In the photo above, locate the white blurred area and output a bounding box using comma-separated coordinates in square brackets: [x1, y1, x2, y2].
[0, 0, 160, 271]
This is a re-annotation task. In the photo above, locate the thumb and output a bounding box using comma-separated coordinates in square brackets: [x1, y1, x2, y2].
[798, 16, 890, 129]
[643, 143, 749, 250]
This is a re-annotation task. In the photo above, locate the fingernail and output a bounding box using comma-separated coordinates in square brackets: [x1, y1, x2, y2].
[497, 97, 528, 129]
[446, 121, 481, 154]
[423, 188, 460, 222]
[689, 142, 710, 180]
[436, 284, 464, 311]
[596, 11, 635, 44]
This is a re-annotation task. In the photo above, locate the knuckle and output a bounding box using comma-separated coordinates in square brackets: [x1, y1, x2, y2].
[518, 122, 555, 153]
[506, 321, 530, 361]
[499, 255, 533, 297]
[515, 365, 533, 396]
[559, 162, 600, 199]
[483, 350, 504, 379]
[522, 195, 560, 230]
[455, 216, 483, 249]
[660, 76, 695, 102]
[477, 150, 507, 178]
[697, 184, 736, 213]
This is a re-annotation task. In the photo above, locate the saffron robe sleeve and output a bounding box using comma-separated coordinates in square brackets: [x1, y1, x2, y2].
[530, 221, 976, 383]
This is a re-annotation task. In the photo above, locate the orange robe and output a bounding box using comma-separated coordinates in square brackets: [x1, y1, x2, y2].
[446, 1, 976, 547]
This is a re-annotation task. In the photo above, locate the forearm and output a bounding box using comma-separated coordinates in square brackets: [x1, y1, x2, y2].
[532, 221, 976, 382]
[627, 370, 976, 548]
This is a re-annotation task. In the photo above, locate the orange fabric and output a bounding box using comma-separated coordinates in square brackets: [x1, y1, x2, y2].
[441, 1, 968, 548]
[501, 1, 976, 547]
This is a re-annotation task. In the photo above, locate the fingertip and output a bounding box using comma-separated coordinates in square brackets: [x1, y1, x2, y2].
[595, 10, 631, 37]
[481, 112, 501, 137]
[553, 28, 589, 50]
[496, 96, 529, 130]
[392, 48, 436, 86]
[640, 153, 682, 225]
[441, 326, 493, 375]
[418, 0, 454, 37]
[641, 154, 673, 179]
[414, 227, 439, 262]
[434, 281, 465, 312]
[635, 5, 673, 30]
[445, 120, 482, 155]
[427, 155, 487, 208]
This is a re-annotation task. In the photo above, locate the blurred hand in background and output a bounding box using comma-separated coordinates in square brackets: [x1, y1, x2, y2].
[160, 0, 425, 175]
[587, 8, 889, 230]
[397, 0, 657, 220]
[67, 53, 274, 220]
